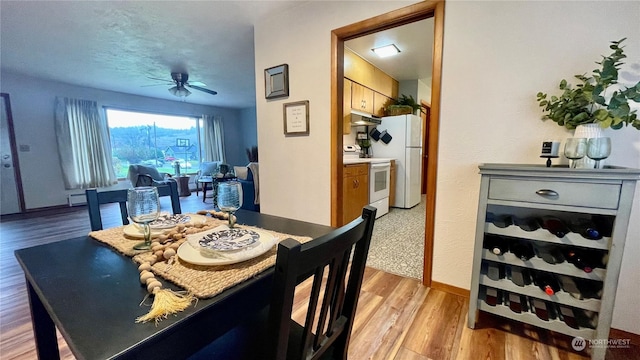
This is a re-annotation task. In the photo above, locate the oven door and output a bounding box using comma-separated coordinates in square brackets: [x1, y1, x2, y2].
[369, 162, 390, 203]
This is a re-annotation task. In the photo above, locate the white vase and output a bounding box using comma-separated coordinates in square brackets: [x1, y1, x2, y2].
[572, 124, 604, 169]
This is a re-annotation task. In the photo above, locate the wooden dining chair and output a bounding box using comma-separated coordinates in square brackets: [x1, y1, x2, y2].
[191, 206, 377, 360]
[86, 182, 182, 231]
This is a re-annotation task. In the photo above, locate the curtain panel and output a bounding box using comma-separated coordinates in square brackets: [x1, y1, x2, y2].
[54, 97, 117, 189]
[202, 114, 226, 162]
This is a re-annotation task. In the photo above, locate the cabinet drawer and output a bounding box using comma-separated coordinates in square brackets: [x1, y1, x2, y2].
[488, 178, 620, 209]
[344, 164, 368, 177]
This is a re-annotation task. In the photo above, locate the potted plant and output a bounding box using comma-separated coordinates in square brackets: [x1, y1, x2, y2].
[387, 94, 421, 116]
[536, 38, 640, 131]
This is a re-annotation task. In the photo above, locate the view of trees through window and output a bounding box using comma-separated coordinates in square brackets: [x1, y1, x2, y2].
[105, 108, 203, 178]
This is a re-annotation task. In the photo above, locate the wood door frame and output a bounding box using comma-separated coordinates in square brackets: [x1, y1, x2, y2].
[330, 1, 445, 286]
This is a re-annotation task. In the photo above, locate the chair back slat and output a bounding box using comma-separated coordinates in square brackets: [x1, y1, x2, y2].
[86, 182, 181, 231]
[268, 206, 377, 360]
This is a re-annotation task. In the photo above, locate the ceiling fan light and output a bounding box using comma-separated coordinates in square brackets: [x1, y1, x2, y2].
[168, 86, 191, 97]
[372, 44, 401, 58]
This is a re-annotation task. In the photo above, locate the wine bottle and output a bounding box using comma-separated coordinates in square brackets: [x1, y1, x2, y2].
[576, 309, 598, 329]
[484, 287, 501, 306]
[533, 243, 565, 264]
[533, 270, 560, 296]
[529, 297, 555, 321]
[487, 213, 512, 228]
[557, 275, 582, 299]
[510, 240, 534, 261]
[574, 278, 603, 300]
[507, 265, 531, 287]
[507, 292, 528, 314]
[484, 234, 509, 256]
[483, 261, 504, 281]
[557, 304, 579, 329]
[591, 215, 613, 237]
[568, 218, 602, 240]
[513, 216, 540, 232]
[565, 248, 605, 273]
[540, 216, 570, 238]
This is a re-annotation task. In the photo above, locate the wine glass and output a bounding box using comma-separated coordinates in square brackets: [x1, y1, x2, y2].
[217, 181, 243, 228]
[564, 138, 587, 168]
[587, 137, 611, 169]
[127, 187, 160, 250]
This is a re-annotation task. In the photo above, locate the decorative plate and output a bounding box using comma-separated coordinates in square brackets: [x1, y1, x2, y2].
[199, 228, 260, 251]
[149, 213, 192, 229]
[178, 228, 277, 266]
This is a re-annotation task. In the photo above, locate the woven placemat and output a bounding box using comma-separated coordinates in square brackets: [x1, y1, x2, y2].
[89, 217, 312, 299]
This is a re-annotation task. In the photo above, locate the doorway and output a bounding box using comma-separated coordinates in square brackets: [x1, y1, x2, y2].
[1, 93, 26, 215]
[330, 1, 444, 286]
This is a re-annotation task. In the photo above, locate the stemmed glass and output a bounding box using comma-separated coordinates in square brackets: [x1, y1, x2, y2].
[587, 137, 611, 169]
[127, 187, 160, 250]
[217, 181, 243, 228]
[564, 138, 587, 168]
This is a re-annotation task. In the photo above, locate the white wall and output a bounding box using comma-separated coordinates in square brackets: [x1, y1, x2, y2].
[254, 1, 413, 225]
[437, 1, 640, 334]
[257, 0, 640, 333]
[1, 71, 245, 209]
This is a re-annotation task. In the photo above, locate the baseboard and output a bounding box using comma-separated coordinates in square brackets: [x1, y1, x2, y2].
[609, 327, 640, 346]
[430, 281, 470, 299]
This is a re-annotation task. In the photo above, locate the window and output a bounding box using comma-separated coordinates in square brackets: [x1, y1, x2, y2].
[105, 108, 204, 178]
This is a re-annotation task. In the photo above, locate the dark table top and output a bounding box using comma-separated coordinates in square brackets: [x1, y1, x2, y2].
[15, 210, 332, 360]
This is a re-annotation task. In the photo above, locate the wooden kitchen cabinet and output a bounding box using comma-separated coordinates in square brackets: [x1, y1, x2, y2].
[351, 82, 374, 114]
[343, 163, 369, 225]
[343, 79, 353, 135]
[389, 160, 396, 207]
[373, 68, 399, 99]
[373, 92, 394, 117]
[344, 47, 375, 87]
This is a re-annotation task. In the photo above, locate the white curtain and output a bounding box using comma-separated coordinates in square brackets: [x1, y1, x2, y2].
[202, 114, 226, 162]
[54, 97, 117, 189]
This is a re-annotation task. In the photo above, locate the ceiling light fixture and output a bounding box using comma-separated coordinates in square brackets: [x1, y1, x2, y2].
[168, 86, 191, 97]
[372, 44, 401, 58]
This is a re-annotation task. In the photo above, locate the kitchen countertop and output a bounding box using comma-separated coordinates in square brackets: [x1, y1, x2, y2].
[343, 157, 395, 165]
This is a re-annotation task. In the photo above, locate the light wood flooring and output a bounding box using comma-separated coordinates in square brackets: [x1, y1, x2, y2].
[1, 194, 638, 359]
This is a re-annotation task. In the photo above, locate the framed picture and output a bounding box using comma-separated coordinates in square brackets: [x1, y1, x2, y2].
[176, 138, 190, 147]
[265, 64, 289, 99]
[283, 100, 309, 136]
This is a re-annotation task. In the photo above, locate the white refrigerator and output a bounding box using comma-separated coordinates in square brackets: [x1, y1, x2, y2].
[371, 114, 423, 208]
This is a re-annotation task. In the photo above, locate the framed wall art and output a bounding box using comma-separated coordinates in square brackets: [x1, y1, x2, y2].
[283, 100, 309, 136]
[265, 64, 289, 99]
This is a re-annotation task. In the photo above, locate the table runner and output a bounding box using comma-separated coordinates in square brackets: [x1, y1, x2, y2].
[89, 216, 312, 299]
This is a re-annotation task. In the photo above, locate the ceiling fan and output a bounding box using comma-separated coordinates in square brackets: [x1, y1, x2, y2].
[147, 73, 217, 97]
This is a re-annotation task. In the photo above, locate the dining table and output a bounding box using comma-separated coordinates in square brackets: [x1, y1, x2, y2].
[15, 210, 333, 360]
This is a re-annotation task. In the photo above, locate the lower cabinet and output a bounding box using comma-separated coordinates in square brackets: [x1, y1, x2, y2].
[468, 164, 640, 360]
[343, 164, 369, 225]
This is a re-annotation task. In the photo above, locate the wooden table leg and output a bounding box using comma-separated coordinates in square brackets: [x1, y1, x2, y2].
[26, 280, 60, 360]
[202, 183, 207, 202]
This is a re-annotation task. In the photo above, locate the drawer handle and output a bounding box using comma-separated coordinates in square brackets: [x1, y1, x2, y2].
[536, 189, 559, 197]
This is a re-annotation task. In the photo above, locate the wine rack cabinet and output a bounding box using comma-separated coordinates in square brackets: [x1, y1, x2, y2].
[468, 164, 640, 360]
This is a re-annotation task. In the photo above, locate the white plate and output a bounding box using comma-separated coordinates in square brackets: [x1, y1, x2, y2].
[178, 228, 277, 266]
[123, 214, 207, 238]
[149, 213, 192, 229]
[198, 228, 259, 251]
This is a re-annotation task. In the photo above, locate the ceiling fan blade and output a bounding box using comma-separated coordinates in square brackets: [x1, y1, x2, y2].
[188, 81, 207, 87]
[147, 76, 171, 82]
[187, 84, 217, 95]
[141, 83, 172, 87]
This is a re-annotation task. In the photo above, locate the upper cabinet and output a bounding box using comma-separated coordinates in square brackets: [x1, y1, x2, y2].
[351, 82, 374, 114]
[344, 48, 399, 99]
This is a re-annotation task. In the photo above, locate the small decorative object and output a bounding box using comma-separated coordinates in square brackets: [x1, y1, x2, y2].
[536, 38, 640, 131]
[387, 94, 421, 115]
[563, 138, 587, 168]
[265, 64, 289, 99]
[540, 141, 560, 167]
[586, 137, 612, 168]
[283, 100, 310, 136]
[217, 181, 243, 228]
[358, 139, 371, 157]
[127, 187, 160, 250]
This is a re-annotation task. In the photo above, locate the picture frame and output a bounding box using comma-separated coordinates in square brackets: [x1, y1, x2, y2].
[265, 64, 289, 99]
[283, 100, 309, 136]
[176, 138, 190, 147]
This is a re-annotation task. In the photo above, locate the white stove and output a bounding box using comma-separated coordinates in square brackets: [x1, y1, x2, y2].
[343, 145, 391, 218]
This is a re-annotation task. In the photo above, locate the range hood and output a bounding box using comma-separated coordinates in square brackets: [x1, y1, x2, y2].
[350, 110, 382, 126]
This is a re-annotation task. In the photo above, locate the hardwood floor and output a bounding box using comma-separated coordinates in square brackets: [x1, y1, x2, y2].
[1, 194, 638, 359]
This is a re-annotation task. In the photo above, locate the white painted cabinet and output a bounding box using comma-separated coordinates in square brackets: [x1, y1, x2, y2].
[467, 164, 640, 360]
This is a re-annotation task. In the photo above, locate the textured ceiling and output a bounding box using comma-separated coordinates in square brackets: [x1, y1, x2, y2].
[1, 1, 430, 109]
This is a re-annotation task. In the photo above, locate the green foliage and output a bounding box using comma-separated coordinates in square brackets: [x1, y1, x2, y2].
[392, 94, 421, 111]
[536, 38, 640, 130]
